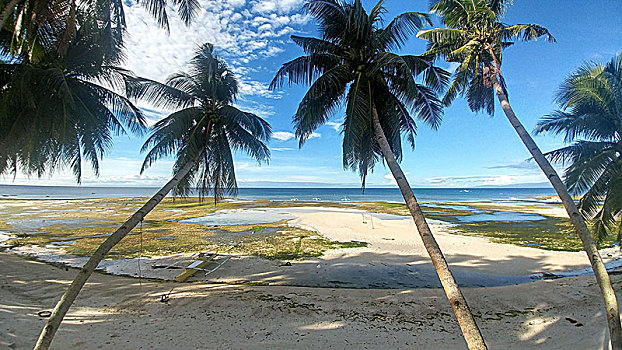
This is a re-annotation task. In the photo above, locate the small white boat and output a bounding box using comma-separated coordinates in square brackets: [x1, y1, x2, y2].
[290, 197, 299, 201]
[341, 197, 350, 201]
[460, 189, 470, 193]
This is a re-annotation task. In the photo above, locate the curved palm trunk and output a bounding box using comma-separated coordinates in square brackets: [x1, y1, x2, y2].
[371, 107, 487, 350]
[34, 157, 200, 350]
[490, 73, 622, 349]
[0, 0, 20, 30]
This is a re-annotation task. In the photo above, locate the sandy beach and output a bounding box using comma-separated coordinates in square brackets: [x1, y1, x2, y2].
[1, 252, 620, 349]
[1, 203, 622, 349]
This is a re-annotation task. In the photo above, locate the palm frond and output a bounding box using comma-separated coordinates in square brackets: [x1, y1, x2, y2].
[377, 11, 431, 50]
[501, 24, 555, 43]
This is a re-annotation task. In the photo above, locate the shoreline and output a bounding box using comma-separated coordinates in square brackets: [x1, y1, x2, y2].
[3, 202, 621, 289]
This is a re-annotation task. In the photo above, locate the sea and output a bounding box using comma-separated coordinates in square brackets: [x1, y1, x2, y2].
[0, 184, 557, 203]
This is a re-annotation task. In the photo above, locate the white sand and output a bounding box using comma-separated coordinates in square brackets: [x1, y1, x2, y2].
[1, 253, 619, 349]
[2, 206, 621, 348]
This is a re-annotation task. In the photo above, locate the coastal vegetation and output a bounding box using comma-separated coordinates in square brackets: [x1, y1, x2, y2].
[536, 53, 622, 245]
[419, 0, 622, 345]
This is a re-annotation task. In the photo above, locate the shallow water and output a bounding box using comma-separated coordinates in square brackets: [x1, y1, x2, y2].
[423, 203, 479, 211]
[164, 209, 185, 213]
[203, 227, 280, 243]
[180, 210, 294, 226]
[457, 211, 546, 223]
[154, 235, 176, 240]
[5, 217, 115, 233]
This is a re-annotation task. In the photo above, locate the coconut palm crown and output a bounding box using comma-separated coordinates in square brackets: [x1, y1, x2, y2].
[418, 0, 555, 114]
[0, 15, 146, 181]
[130, 43, 271, 200]
[0, 0, 200, 62]
[270, 0, 448, 187]
[536, 53, 622, 243]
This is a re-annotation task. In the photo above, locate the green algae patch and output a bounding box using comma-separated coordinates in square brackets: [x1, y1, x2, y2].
[442, 214, 617, 251]
[7, 235, 51, 247]
[358, 202, 409, 216]
[62, 223, 367, 260]
[2, 196, 608, 256]
[372, 202, 405, 208]
[337, 240, 368, 248]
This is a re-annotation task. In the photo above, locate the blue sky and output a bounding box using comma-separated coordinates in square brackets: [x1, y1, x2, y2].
[2, 0, 621, 188]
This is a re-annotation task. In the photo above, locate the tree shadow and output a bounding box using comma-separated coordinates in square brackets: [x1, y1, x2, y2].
[196, 250, 592, 289]
[1, 252, 618, 349]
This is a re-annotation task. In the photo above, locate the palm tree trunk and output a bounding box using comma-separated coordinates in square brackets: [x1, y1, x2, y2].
[371, 106, 487, 350]
[490, 73, 622, 349]
[0, 0, 20, 30]
[34, 157, 200, 350]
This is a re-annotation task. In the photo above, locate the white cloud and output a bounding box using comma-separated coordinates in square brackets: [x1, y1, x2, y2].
[425, 173, 550, 187]
[271, 147, 295, 151]
[121, 0, 308, 102]
[234, 100, 275, 118]
[238, 79, 281, 99]
[272, 131, 295, 141]
[251, 0, 305, 14]
[1, 157, 176, 187]
[272, 131, 320, 141]
[383, 172, 409, 185]
[325, 121, 341, 132]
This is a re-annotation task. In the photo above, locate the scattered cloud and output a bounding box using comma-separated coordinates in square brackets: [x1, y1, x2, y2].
[238, 79, 282, 99]
[251, 0, 306, 14]
[325, 121, 341, 132]
[272, 131, 295, 141]
[234, 99, 276, 118]
[271, 147, 295, 151]
[121, 0, 308, 108]
[272, 131, 320, 141]
[2, 157, 176, 187]
[487, 161, 538, 171]
[425, 173, 549, 187]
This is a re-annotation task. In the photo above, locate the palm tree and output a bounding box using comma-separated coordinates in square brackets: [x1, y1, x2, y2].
[536, 53, 622, 245]
[34, 43, 271, 350]
[270, 1, 486, 348]
[0, 11, 146, 181]
[418, 0, 622, 347]
[0, 0, 199, 59]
